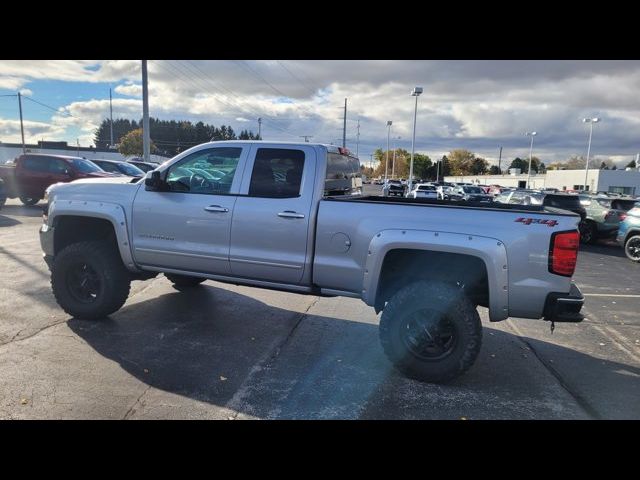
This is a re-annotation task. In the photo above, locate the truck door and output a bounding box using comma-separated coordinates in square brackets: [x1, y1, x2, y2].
[19, 155, 51, 199]
[229, 146, 315, 284]
[131, 146, 249, 275]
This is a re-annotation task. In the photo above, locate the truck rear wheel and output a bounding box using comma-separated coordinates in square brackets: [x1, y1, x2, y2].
[51, 241, 131, 319]
[165, 273, 206, 290]
[20, 196, 40, 206]
[379, 281, 482, 383]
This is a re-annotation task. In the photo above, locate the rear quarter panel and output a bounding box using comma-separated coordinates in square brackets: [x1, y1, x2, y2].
[313, 200, 580, 321]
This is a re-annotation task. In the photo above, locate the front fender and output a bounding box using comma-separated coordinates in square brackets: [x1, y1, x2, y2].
[361, 229, 509, 322]
[48, 198, 139, 273]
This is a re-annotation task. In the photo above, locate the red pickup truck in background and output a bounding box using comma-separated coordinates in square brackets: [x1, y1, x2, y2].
[0, 154, 117, 206]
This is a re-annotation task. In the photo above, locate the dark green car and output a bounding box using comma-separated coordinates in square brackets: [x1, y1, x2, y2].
[578, 195, 637, 244]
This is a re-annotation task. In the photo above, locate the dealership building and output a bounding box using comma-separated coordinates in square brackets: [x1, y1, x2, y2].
[0, 141, 169, 165]
[445, 168, 640, 196]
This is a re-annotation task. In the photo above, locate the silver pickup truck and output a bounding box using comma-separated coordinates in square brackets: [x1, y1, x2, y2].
[40, 141, 584, 382]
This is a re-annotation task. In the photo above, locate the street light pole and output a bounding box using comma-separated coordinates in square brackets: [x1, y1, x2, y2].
[17, 91, 26, 153]
[583, 117, 600, 192]
[392, 136, 401, 179]
[385, 121, 392, 182]
[408, 87, 423, 194]
[525, 131, 537, 189]
[141, 60, 151, 162]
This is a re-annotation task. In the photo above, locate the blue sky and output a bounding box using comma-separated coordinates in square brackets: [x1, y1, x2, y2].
[1, 60, 640, 166]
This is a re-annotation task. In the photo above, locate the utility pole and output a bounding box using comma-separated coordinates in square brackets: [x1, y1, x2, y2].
[141, 60, 151, 162]
[299, 135, 313, 142]
[109, 88, 114, 148]
[369, 153, 373, 171]
[498, 145, 502, 173]
[77, 138, 80, 156]
[342, 98, 347, 148]
[436, 159, 440, 182]
[385, 121, 392, 182]
[258, 117, 262, 139]
[17, 92, 26, 153]
[355, 119, 360, 158]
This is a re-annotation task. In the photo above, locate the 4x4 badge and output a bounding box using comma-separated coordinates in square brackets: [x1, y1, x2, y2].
[515, 217, 558, 227]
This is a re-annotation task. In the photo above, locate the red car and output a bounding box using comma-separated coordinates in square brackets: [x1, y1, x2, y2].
[0, 154, 118, 205]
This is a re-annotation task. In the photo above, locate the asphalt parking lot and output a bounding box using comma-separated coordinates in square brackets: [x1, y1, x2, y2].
[1, 194, 639, 419]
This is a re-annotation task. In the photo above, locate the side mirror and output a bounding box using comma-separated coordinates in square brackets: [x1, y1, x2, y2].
[145, 170, 165, 191]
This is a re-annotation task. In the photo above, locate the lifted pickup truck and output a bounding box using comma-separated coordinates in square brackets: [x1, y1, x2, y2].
[0, 153, 116, 206]
[40, 141, 584, 382]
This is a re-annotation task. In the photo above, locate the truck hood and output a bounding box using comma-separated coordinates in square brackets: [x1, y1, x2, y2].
[46, 176, 143, 207]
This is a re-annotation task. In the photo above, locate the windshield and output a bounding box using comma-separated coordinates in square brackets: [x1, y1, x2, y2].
[544, 194, 581, 209]
[72, 159, 104, 174]
[418, 185, 435, 191]
[117, 162, 145, 176]
[462, 186, 483, 194]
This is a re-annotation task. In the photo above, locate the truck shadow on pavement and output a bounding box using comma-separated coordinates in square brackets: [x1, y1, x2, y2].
[0, 214, 21, 227]
[66, 284, 640, 419]
[579, 241, 627, 259]
[0, 204, 44, 218]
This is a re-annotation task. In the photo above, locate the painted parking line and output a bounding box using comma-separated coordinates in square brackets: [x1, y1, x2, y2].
[582, 294, 640, 298]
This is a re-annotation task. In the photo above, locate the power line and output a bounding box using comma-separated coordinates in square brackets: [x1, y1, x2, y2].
[173, 60, 300, 139]
[275, 60, 318, 98]
[23, 96, 74, 117]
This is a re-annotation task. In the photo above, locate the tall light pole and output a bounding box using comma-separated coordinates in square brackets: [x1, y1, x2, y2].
[524, 131, 537, 189]
[392, 136, 401, 179]
[17, 91, 26, 153]
[385, 120, 392, 182]
[109, 87, 114, 148]
[408, 86, 423, 194]
[141, 60, 151, 162]
[355, 119, 360, 159]
[258, 117, 262, 139]
[583, 117, 600, 192]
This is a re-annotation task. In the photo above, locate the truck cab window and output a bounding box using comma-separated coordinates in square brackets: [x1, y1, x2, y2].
[165, 147, 242, 194]
[23, 156, 49, 173]
[248, 148, 305, 198]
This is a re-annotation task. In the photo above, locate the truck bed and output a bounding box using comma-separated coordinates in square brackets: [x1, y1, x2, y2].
[325, 194, 579, 217]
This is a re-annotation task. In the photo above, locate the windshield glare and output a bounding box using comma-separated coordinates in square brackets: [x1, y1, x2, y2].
[72, 159, 103, 174]
[118, 163, 144, 176]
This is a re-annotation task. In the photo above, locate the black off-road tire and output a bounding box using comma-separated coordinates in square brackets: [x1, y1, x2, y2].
[379, 281, 482, 383]
[165, 273, 206, 289]
[579, 220, 597, 244]
[20, 196, 40, 206]
[624, 234, 640, 263]
[51, 241, 131, 319]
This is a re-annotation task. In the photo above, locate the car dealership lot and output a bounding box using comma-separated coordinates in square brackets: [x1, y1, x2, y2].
[1, 198, 639, 419]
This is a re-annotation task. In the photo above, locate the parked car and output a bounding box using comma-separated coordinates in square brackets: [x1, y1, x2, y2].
[126, 160, 158, 173]
[91, 159, 145, 178]
[496, 191, 586, 221]
[579, 195, 637, 244]
[41, 140, 584, 383]
[617, 202, 640, 262]
[0, 178, 6, 210]
[382, 179, 406, 197]
[451, 185, 493, 202]
[436, 184, 463, 201]
[408, 183, 438, 199]
[0, 154, 118, 206]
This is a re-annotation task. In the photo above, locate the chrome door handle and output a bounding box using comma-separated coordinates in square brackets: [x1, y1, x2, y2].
[278, 211, 305, 219]
[204, 205, 229, 213]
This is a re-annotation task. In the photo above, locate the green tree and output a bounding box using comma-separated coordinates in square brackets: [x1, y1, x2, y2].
[600, 161, 609, 170]
[489, 165, 501, 175]
[470, 156, 489, 175]
[447, 149, 476, 175]
[118, 129, 157, 157]
[626, 159, 637, 168]
[412, 153, 432, 179]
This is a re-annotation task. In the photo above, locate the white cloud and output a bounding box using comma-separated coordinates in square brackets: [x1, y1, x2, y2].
[0, 76, 26, 90]
[114, 83, 142, 97]
[0, 117, 66, 143]
[19, 88, 32, 96]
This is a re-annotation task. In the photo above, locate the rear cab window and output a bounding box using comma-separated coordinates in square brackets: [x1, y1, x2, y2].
[325, 152, 362, 196]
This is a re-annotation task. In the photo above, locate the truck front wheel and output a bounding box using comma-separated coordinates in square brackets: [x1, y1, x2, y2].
[165, 273, 206, 290]
[379, 281, 482, 383]
[51, 241, 131, 319]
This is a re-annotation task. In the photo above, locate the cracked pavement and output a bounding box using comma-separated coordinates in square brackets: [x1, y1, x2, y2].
[1, 197, 639, 419]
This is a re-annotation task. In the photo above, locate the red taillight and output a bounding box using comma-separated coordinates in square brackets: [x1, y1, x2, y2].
[549, 231, 579, 277]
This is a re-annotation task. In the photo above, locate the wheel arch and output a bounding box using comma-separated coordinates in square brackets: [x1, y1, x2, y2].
[362, 229, 509, 322]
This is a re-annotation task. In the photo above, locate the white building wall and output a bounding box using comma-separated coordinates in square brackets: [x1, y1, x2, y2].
[443, 173, 546, 189]
[0, 145, 168, 164]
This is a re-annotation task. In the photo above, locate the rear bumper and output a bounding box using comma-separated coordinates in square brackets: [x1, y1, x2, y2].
[543, 283, 584, 323]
